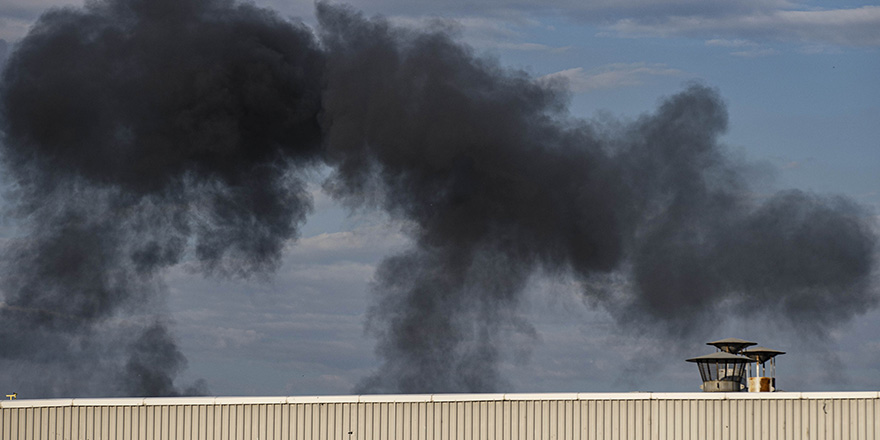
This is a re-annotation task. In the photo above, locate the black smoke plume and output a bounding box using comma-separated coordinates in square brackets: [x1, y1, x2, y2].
[0, 0, 323, 396]
[317, 6, 876, 392]
[0, 0, 876, 396]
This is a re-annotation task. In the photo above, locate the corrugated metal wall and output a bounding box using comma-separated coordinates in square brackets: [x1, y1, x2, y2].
[1, 392, 878, 440]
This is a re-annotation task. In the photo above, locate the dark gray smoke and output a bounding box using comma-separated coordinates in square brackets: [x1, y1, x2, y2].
[123, 322, 209, 396]
[0, 0, 875, 396]
[0, 40, 9, 69]
[316, 6, 876, 392]
[0, 0, 323, 396]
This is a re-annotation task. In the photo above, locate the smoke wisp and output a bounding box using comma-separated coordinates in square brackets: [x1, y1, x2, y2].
[0, 0, 875, 396]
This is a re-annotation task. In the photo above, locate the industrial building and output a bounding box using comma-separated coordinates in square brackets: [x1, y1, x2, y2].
[2, 392, 880, 439]
[3, 339, 876, 439]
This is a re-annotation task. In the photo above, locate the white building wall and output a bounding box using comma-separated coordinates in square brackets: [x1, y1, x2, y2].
[1, 392, 878, 440]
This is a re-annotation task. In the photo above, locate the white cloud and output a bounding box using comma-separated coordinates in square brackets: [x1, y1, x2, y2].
[705, 38, 778, 56]
[730, 47, 779, 57]
[0, 0, 83, 40]
[705, 38, 757, 48]
[495, 42, 572, 52]
[608, 6, 880, 47]
[306, 0, 879, 49]
[284, 261, 376, 286]
[0, 15, 31, 41]
[387, 13, 573, 54]
[5, 0, 876, 52]
[388, 14, 520, 41]
[539, 63, 683, 93]
[297, 231, 369, 252]
[288, 226, 410, 263]
[208, 326, 261, 349]
[797, 44, 842, 54]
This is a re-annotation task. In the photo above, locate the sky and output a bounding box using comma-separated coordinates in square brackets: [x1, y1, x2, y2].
[0, 0, 878, 397]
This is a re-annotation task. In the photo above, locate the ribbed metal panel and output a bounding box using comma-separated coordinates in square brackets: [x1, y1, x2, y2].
[1, 392, 879, 439]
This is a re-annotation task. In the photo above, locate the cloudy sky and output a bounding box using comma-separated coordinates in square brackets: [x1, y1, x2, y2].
[0, 0, 878, 397]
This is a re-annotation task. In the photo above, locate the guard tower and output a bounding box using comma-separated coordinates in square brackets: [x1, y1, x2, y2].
[741, 346, 785, 392]
[686, 351, 753, 392]
[686, 338, 785, 392]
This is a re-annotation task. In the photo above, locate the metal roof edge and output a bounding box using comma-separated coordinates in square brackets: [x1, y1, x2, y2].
[432, 393, 507, 402]
[576, 393, 656, 400]
[287, 395, 359, 404]
[0, 398, 75, 408]
[212, 396, 287, 405]
[144, 397, 218, 406]
[358, 394, 433, 403]
[72, 398, 145, 406]
[726, 392, 799, 400]
[4, 392, 880, 408]
[652, 393, 725, 400]
[798, 391, 880, 399]
[505, 393, 579, 401]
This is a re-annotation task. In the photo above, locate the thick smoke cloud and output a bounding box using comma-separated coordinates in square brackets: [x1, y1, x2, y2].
[317, 5, 876, 392]
[0, 0, 876, 396]
[0, 0, 323, 396]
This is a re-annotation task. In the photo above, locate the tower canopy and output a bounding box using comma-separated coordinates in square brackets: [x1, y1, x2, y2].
[740, 347, 785, 365]
[707, 338, 756, 354]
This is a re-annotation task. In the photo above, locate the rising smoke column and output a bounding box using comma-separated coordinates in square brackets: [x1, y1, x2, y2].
[317, 6, 877, 393]
[0, 0, 324, 396]
[319, 4, 626, 392]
